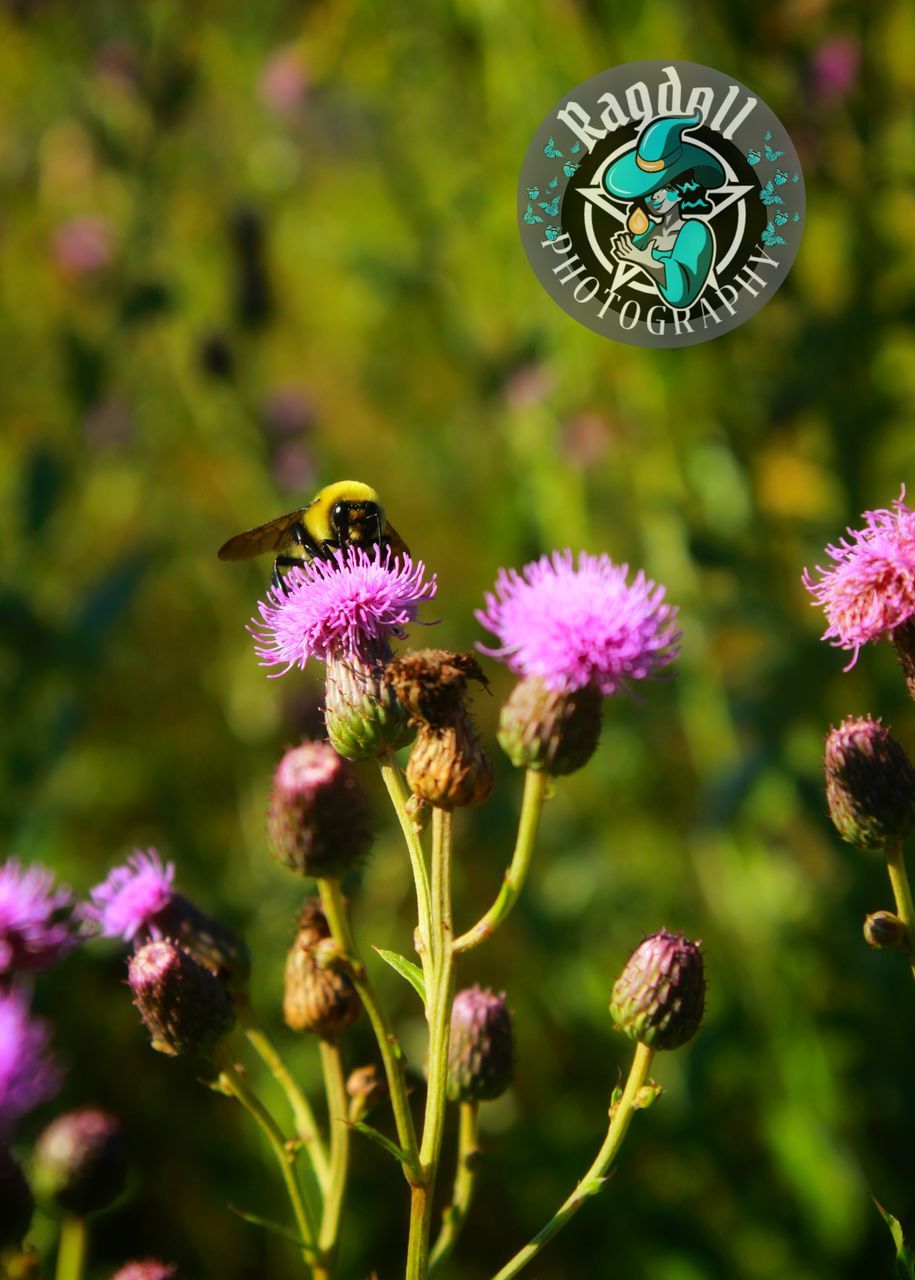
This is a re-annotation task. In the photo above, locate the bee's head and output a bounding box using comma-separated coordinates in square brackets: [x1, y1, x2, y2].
[330, 498, 384, 549]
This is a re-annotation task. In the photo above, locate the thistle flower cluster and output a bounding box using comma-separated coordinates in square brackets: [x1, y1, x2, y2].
[7, 532, 700, 1279]
[806, 491, 915, 962]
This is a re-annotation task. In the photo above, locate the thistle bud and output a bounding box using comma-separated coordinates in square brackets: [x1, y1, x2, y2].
[346, 1064, 389, 1121]
[111, 1264, 179, 1280]
[128, 941, 235, 1058]
[610, 930, 705, 1051]
[149, 895, 250, 989]
[267, 741, 373, 879]
[32, 1109, 127, 1217]
[824, 716, 915, 852]
[497, 677, 601, 775]
[446, 986, 514, 1103]
[388, 649, 489, 728]
[863, 910, 910, 952]
[324, 651, 413, 761]
[406, 716, 494, 810]
[0, 1147, 33, 1249]
[283, 899, 361, 1038]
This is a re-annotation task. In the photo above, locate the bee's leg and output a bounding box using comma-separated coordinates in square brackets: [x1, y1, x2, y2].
[272, 555, 306, 595]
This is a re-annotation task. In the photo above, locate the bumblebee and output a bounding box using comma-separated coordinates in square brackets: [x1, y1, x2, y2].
[217, 480, 409, 590]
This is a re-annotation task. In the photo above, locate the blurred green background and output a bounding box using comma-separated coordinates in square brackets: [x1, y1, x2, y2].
[2, 1, 914, 1277]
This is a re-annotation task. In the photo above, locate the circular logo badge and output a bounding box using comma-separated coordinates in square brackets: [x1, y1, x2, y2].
[518, 60, 805, 348]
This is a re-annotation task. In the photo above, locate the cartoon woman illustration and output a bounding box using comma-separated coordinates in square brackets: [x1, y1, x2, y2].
[603, 112, 725, 309]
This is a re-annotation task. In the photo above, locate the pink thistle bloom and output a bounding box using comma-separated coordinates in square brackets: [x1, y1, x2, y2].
[477, 550, 681, 696]
[0, 987, 60, 1137]
[0, 860, 75, 977]
[81, 850, 176, 943]
[250, 545, 437, 675]
[802, 490, 915, 668]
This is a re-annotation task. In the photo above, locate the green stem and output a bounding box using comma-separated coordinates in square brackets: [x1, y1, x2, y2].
[55, 1216, 87, 1280]
[217, 1050, 322, 1275]
[236, 993, 330, 1191]
[317, 878, 422, 1185]
[406, 807, 456, 1280]
[318, 1038, 351, 1267]
[428, 1101, 480, 1276]
[885, 842, 915, 980]
[453, 769, 549, 953]
[380, 750, 433, 963]
[489, 1042, 655, 1280]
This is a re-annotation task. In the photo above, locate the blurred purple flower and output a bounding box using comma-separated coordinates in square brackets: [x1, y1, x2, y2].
[0, 860, 75, 978]
[0, 988, 60, 1137]
[82, 397, 134, 450]
[262, 385, 316, 438]
[503, 362, 553, 412]
[809, 37, 859, 103]
[251, 545, 437, 674]
[271, 442, 316, 494]
[82, 850, 175, 943]
[53, 217, 113, 277]
[561, 412, 613, 467]
[111, 1264, 178, 1280]
[259, 46, 310, 118]
[802, 490, 915, 668]
[477, 550, 680, 696]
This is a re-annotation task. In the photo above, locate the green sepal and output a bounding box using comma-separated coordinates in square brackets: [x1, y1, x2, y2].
[373, 947, 427, 1005]
[350, 1121, 412, 1166]
[874, 1200, 915, 1278]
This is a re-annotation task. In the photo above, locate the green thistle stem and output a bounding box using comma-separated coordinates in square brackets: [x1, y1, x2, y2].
[380, 750, 433, 962]
[885, 842, 915, 980]
[317, 878, 422, 1186]
[428, 1101, 480, 1275]
[489, 1042, 655, 1280]
[406, 807, 456, 1280]
[454, 769, 549, 953]
[216, 1050, 321, 1275]
[318, 1038, 351, 1268]
[236, 993, 330, 1192]
[55, 1216, 87, 1280]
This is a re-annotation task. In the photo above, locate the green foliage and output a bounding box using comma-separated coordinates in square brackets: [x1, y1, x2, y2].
[1, 2, 913, 1278]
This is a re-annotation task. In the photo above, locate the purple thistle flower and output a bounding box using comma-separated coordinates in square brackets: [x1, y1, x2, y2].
[0, 860, 75, 977]
[250, 545, 437, 674]
[82, 850, 175, 943]
[476, 550, 681, 696]
[802, 490, 915, 668]
[0, 987, 60, 1137]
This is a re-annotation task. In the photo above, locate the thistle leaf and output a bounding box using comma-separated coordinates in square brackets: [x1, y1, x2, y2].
[228, 1205, 308, 1248]
[874, 1201, 915, 1278]
[351, 1121, 412, 1165]
[373, 947, 426, 1003]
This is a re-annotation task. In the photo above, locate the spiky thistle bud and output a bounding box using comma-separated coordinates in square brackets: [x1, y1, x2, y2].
[389, 649, 494, 809]
[0, 1147, 33, 1249]
[406, 716, 494, 810]
[863, 910, 910, 952]
[283, 899, 361, 1038]
[267, 742, 373, 879]
[324, 650, 414, 760]
[824, 716, 915, 852]
[128, 941, 235, 1058]
[32, 1109, 127, 1217]
[111, 1264, 179, 1280]
[497, 677, 602, 775]
[346, 1064, 389, 1122]
[388, 649, 489, 726]
[149, 896, 250, 989]
[446, 986, 514, 1103]
[610, 930, 705, 1051]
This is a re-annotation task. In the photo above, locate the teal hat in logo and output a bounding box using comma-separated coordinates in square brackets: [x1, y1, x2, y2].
[603, 112, 725, 200]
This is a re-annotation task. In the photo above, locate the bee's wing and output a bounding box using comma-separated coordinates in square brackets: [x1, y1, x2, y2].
[384, 521, 411, 562]
[217, 508, 310, 561]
